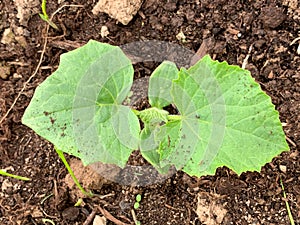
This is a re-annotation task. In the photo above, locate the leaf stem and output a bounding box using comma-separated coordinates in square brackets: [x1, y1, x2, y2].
[55, 147, 93, 197]
[132, 108, 181, 121]
[0, 170, 31, 181]
[167, 114, 182, 121]
[131, 109, 140, 116]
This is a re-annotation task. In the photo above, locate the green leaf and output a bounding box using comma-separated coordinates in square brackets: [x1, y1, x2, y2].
[141, 68, 204, 172]
[140, 126, 161, 166]
[136, 194, 142, 202]
[148, 61, 178, 108]
[153, 69, 201, 170]
[170, 55, 289, 176]
[138, 107, 169, 127]
[22, 40, 140, 167]
[39, 13, 48, 21]
[134, 202, 140, 209]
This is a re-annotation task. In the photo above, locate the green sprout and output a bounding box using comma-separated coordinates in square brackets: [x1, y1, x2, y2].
[39, 0, 58, 30]
[42, 218, 55, 225]
[280, 178, 295, 225]
[132, 194, 142, 225]
[74, 198, 83, 207]
[134, 194, 142, 209]
[0, 169, 30, 181]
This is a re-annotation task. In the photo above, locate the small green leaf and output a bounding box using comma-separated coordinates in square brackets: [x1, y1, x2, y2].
[74, 198, 83, 207]
[148, 61, 179, 108]
[136, 194, 142, 202]
[22, 41, 140, 167]
[140, 126, 161, 165]
[138, 107, 169, 127]
[39, 13, 48, 21]
[134, 202, 140, 209]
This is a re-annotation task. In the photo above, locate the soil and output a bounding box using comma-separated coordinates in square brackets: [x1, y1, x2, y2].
[0, 0, 300, 224]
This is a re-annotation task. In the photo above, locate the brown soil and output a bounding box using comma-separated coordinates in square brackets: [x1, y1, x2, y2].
[1, 0, 300, 224]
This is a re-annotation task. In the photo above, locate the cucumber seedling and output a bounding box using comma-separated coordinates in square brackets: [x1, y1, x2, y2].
[22, 40, 289, 193]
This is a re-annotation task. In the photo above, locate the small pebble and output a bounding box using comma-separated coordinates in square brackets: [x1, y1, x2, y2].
[1, 28, 15, 44]
[62, 207, 80, 221]
[100, 26, 109, 38]
[279, 165, 287, 173]
[93, 215, 107, 225]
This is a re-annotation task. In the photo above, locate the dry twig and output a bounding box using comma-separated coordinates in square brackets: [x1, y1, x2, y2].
[97, 205, 131, 225]
[242, 44, 253, 69]
[83, 209, 97, 225]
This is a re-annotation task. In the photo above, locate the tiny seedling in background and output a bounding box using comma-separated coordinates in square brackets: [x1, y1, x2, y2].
[134, 194, 142, 209]
[132, 194, 142, 225]
[74, 198, 83, 207]
[39, 0, 58, 30]
[0, 169, 30, 181]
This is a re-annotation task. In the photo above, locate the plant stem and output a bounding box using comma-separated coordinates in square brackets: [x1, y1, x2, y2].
[39, 0, 59, 30]
[131, 109, 140, 116]
[41, 0, 48, 20]
[132, 108, 182, 121]
[280, 178, 295, 225]
[0, 170, 31, 181]
[55, 147, 93, 197]
[167, 114, 182, 121]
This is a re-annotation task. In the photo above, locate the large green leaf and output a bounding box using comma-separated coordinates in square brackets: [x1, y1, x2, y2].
[170, 55, 289, 176]
[22, 40, 140, 167]
[140, 56, 288, 176]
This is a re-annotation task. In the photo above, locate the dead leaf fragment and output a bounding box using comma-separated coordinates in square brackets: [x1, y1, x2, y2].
[1, 28, 15, 45]
[268, 70, 274, 79]
[64, 158, 119, 199]
[190, 37, 215, 65]
[93, 215, 107, 225]
[227, 27, 240, 35]
[196, 192, 227, 225]
[31, 207, 43, 218]
[0, 64, 11, 79]
[1, 179, 13, 192]
[15, 36, 28, 48]
[14, 0, 40, 26]
[92, 0, 143, 25]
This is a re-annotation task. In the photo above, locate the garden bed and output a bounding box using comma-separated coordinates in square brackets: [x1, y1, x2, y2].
[0, 0, 299, 224]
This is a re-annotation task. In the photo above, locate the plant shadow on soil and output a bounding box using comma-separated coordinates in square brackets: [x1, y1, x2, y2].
[0, 0, 300, 224]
